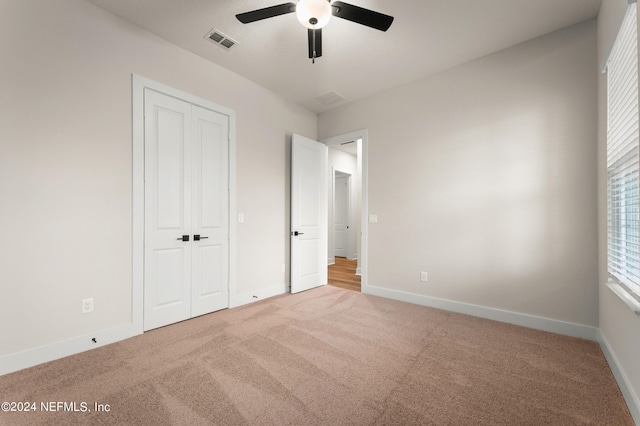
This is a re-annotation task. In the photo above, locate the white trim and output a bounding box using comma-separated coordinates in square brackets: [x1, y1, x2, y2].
[0, 324, 134, 376]
[230, 284, 288, 308]
[321, 130, 369, 290]
[599, 330, 640, 424]
[132, 75, 145, 335]
[228, 101, 238, 316]
[131, 74, 237, 332]
[607, 281, 640, 315]
[365, 285, 598, 340]
[329, 165, 337, 261]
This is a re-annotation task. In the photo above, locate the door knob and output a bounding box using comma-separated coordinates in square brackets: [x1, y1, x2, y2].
[177, 235, 190, 241]
[194, 235, 209, 241]
[291, 231, 305, 236]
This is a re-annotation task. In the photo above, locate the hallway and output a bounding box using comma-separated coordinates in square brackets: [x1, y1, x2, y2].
[327, 257, 360, 292]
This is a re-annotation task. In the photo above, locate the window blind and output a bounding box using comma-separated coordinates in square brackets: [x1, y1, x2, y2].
[607, 3, 640, 297]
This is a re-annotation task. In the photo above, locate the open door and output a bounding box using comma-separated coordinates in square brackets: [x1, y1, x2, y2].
[291, 134, 328, 293]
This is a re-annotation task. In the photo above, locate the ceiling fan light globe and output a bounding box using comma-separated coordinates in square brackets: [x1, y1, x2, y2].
[296, 0, 331, 29]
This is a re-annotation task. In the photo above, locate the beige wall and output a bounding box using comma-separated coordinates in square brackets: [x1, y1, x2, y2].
[0, 0, 315, 357]
[319, 20, 598, 326]
[597, 0, 640, 413]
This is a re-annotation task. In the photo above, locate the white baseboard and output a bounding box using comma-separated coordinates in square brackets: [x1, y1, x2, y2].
[598, 330, 640, 424]
[229, 284, 287, 308]
[2, 284, 288, 377]
[356, 268, 362, 276]
[328, 257, 335, 266]
[363, 285, 598, 341]
[0, 323, 137, 376]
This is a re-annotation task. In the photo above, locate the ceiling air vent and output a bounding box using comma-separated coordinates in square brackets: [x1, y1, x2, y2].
[205, 29, 238, 51]
[315, 91, 345, 106]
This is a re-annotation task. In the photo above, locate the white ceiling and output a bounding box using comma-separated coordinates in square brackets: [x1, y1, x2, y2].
[85, 0, 602, 113]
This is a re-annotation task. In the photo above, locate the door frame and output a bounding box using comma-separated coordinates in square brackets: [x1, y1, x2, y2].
[132, 74, 236, 335]
[321, 130, 369, 290]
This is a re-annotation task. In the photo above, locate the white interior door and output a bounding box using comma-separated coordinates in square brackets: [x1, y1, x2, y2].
[291, 134, 328, 293]
[144, 89, 229, 331]
[334, 174, 349, 258]
[190, 105, 229, 317]
[144, 89, 192, 330]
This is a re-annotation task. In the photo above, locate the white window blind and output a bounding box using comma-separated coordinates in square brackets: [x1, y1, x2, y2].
[607, 2, 640, 298]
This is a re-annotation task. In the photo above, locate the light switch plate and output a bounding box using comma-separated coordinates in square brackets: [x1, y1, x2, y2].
[82, 298, 94, 314]
[369, 214, 378, 223]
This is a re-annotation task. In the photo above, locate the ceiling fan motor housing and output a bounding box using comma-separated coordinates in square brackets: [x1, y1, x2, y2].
[296, 0, 332, 29]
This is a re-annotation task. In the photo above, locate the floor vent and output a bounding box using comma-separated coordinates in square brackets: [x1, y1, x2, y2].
[205, 29, 238, 50]
[315, 91, 345, 106]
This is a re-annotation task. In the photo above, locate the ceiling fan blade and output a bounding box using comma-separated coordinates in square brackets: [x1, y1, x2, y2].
[331, 1, 394, 32]
[236, 3, 296, 24]
[308, 28, 323, 60]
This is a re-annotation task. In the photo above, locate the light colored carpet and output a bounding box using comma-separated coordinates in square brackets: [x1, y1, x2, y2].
[0, 285, 633, 425]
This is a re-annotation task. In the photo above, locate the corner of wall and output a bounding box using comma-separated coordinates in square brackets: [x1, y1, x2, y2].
[598, 329, 640, 423]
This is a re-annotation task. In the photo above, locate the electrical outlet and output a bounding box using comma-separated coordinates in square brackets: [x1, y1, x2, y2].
[420, 272, 428, 282]
[82, 298, 94, 314]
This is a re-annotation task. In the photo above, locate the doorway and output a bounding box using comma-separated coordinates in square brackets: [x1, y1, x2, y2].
[322, 130, 369, 293]
[330, 169, 359, 291]
[132, 75, 237, 335]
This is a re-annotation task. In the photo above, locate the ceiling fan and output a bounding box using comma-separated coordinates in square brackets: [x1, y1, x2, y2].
[236, 0, 394, 63]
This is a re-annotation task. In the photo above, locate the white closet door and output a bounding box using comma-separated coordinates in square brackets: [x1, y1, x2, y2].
[144, 89, 192, 330]
[143, 90, 230, 331]
[191, 105, 229, 317]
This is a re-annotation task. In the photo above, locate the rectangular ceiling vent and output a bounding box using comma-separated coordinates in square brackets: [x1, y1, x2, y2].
[315, 91, 345, 106]
[205, 29, 238, 51]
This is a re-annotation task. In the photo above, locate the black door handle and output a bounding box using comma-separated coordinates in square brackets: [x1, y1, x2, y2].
[194, 235, 209, 241]
[177, 235, 190, 241]
[291, 231, 305, 236]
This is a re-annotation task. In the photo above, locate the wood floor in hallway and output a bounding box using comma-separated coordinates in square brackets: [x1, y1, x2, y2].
[328, 257, 361, 292]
